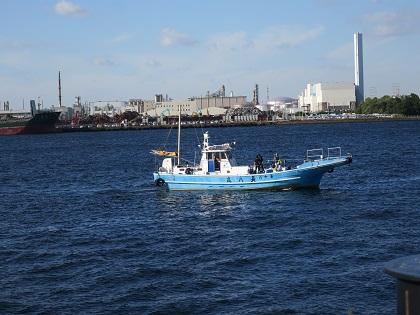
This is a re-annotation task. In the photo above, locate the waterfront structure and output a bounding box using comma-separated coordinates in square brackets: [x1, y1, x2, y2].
[89, 101, 127, 117]
[126, 99, 144, 113]
[145, 95, 247, 117]
[225, 106, 262, 122]
[354, 32, 364, 105]
[193, 95, 246, 110]
[297, 32, 364, 113]
[72, 97, 89, 119]
[253, 84, 259, 105]
[263, 97, 298, 112]
[298, 83, 356, 113]
[52, 105, 74, 121]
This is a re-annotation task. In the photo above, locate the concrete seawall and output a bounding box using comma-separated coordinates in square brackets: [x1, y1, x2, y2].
[58, 116, 420, 133]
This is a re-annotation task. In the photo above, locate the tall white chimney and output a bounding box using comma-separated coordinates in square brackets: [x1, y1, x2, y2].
[354, 32, 364, 105]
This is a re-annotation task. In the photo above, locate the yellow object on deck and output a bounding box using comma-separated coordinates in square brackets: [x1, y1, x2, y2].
[150, 149, 177, 157]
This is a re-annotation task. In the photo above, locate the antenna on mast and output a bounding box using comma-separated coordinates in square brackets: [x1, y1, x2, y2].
[177, 104, 181, 165]
[267, 86, 269, 103]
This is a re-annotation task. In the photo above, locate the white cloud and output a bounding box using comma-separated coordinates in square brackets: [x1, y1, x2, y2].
[160, 28, 197, 47]
[145, 59, 161, 68]
[0, 52, 30, 68]
[93, 58, 115, 66]
[364, 10, 420, 37]
[255, 25, 324, 50]
[110, 33, 132, 44]
[207, 25, 324, 54]
[207, 32, 252, 52]
[54, 0, 86, 16]
[326, 41, 353, 60]
[0, 39, 32, 51]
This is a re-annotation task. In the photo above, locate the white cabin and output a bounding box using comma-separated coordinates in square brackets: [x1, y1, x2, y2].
[159, 132, 249, 176]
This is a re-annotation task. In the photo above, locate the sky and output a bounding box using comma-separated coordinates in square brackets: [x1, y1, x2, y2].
[1, 0, 420, 109]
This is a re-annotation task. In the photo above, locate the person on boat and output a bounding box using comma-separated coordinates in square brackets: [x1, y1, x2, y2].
[254, 155, 260, 172]
[255, 154, 264, 173]
[272, 153, 279, 169]
[214, 156, 221, 171]
[259, 154, 265, 173]
[273, 153, 283, 171]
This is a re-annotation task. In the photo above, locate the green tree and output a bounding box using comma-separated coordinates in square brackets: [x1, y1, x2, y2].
[358, 93, 420, 116]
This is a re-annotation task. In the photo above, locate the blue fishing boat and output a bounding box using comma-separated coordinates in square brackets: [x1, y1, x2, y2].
[152, 107, 352, 191]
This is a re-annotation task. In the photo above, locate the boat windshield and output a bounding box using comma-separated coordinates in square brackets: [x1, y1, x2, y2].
[225, 151, 233, 160]
[206, 151, 233, 160]
[207, 143, 231, 151]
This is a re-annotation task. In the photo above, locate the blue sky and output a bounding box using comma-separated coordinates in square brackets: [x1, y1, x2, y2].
[1, 0, 420, 109]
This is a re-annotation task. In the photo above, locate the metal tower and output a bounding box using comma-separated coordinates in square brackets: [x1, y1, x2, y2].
[354, 32, 364, 105]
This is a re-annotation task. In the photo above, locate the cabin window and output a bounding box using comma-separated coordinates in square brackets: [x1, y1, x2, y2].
[221, 152, 227, 159]
[207, 153, 212, 160]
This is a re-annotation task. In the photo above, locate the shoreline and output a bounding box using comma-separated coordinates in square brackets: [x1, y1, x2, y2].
[57, 116, 420, 133]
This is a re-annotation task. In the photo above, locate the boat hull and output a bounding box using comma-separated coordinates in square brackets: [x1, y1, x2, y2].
[0, 125, 58, 135]
[0, 111, 61, 135]
[153, 156, 351, 191]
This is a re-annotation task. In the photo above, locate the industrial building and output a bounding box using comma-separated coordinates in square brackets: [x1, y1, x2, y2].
[257, 97, 298, 112]
[298, 83, 356, 113]
[143, 90, 247, 117]
[192, 95, 246, 110]
[89, 101, 127, 117]
[298, 32, 364, 113]
[144, 96, 246, 117]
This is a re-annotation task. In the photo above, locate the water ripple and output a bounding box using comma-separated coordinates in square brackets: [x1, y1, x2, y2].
[0, 122, 419, 314]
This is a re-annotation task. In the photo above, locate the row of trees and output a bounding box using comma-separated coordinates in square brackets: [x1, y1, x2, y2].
[357, 93, 420, 116]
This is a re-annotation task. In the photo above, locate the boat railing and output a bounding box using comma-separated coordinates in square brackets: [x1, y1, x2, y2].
[327, 147, 342, 159]
[266, 158, 301, 170]
[306, 148, 324, 161]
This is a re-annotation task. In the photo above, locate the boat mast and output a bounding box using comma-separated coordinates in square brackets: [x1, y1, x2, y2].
[177, 104, 181, 165]
[58, 71, 62, 108]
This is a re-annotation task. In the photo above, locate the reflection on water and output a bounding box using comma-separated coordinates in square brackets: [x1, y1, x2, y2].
[154, 189, 253, 216]
[196, 191, 251, 216]
[153, 186, 329, 217]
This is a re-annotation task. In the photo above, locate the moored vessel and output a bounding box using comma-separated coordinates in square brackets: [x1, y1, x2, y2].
[0, 102, 60, 135]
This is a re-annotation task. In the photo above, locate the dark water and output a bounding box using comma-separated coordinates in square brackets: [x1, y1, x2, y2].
[1, 121, 419, 314]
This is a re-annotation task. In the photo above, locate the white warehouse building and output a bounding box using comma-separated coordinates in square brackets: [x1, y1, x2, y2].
[298, 82, 356, 113]
[145, 95, 247, 117]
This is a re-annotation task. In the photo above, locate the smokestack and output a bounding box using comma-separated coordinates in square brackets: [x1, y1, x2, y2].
[58, 71, 62, 107]
[30, 100, 36, 117]
[253, 84, 259, 105]
[354, 32, 364, 105]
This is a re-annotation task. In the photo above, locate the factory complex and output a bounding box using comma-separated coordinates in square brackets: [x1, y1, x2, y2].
[298, 82, 356, 113]
[297, 32, 364, 113]
[2, 33, 365, 125]
[73, 92, 248, 121]
[78, 32, 364, 121]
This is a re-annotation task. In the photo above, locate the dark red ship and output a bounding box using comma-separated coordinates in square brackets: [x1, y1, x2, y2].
[0, 101, 61, 135]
